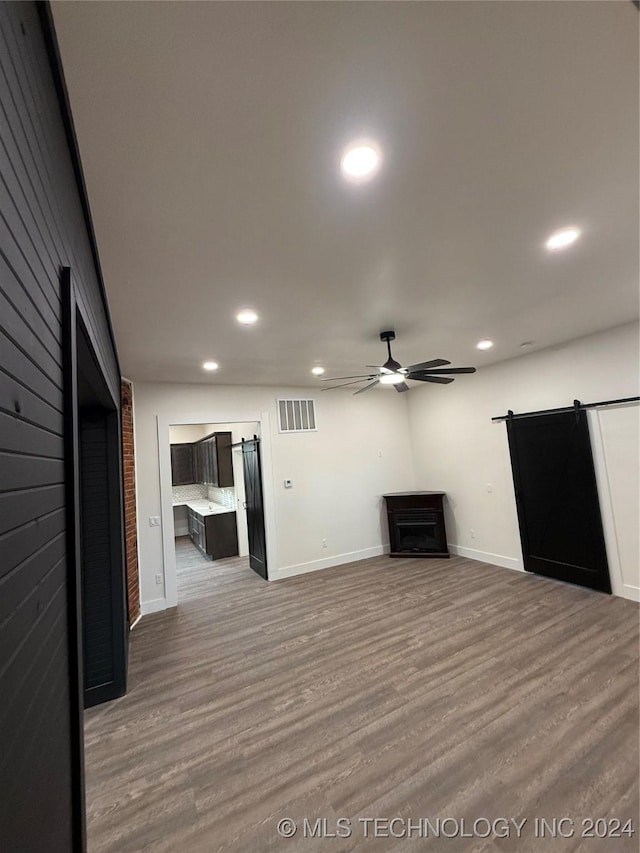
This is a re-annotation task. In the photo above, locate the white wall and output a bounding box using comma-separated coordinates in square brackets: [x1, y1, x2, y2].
[168, 423, 211, 443]
[590, 403, 640, 601]
[133, 383, 415, 611]
[407, 322, 639, 599]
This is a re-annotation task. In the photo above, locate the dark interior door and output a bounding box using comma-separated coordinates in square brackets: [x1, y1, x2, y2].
[506, 409, 611, 593]
[242, 438, 267, 579]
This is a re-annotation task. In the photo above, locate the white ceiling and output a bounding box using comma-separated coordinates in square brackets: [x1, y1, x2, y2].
[52, 1, 638, 388]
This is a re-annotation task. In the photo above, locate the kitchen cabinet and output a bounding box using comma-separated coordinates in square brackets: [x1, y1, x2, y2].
[170, 443, 195, 486]
[194, 431, 234, 487]
[187, 506, 206, 551]
[187, 507, 239, 560]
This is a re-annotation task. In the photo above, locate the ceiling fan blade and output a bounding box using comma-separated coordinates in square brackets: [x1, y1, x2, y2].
[395, 382, 410, 393]
[409, 374, 455, 384]
[321, 378, 374, 391]
[353, 379, 380, 395]
[404, 358, 451, 372]
[321, 374, 377, 381]
[414, 366, 477, 375]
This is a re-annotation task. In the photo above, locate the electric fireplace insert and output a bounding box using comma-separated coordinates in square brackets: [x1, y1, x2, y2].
[383, 492, 449, 558]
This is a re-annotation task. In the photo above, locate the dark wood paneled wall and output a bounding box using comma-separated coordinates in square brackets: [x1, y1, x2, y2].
[0, 3, 120, 851]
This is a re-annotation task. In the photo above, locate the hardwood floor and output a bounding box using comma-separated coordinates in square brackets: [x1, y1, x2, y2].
[84, 546, 639, 852]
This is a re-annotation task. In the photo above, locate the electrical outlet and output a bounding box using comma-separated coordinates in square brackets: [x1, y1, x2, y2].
[155, 573, 163, 585]
[149, 516, 160, 527]
[322, 538, 328, 549]
[486, 483, 494, 493]
[470, 529, 476, 539]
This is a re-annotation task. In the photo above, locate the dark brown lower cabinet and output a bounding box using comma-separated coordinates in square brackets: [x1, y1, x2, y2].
[383, 491, 450, 558]
[188, 509, 239, 560]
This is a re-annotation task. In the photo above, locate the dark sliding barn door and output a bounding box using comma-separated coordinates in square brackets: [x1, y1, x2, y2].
[242, 438, 268, 579]
[506, 410, 611, 593]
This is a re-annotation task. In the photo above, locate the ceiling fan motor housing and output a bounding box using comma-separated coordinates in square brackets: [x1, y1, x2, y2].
[380, 330, 401, 371]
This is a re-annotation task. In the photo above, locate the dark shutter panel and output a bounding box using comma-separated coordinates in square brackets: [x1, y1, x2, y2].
[79, 415, 115, 691]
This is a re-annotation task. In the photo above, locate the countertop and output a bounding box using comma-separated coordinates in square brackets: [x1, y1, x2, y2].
[173, 499, 235, 517]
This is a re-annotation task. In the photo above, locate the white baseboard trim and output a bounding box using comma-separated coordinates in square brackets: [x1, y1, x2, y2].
[448, 544, 523, 572]
[272, 544, 390, 580]
[174, 526, 189, 538]
[129, 613, 143, 630]
[449, 546, 640, 602]
[619, 584, 640, 603]
[140, 597, 170, 615]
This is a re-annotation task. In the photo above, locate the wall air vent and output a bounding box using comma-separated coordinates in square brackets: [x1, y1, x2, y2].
[277, 399, 317, 433]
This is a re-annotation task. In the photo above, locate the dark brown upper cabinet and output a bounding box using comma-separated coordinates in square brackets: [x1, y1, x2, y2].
[192, 431, 234, 488]
[170, 443, 195, 486]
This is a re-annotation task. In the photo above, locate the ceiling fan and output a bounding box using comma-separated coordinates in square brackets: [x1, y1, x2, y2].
[321, 331, 476, 394]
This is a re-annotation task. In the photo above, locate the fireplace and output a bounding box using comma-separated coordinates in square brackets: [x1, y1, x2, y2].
[395, 512, 440, 552]
[383, 492, 449, 558]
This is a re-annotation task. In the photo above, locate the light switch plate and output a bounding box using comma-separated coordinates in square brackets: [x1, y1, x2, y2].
[284, 479, 293, 489]
[149, 516, 160, 527]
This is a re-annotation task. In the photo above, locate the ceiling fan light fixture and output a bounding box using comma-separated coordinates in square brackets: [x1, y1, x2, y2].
[322, 331, 476, 395]
[380, 372, 405, 385]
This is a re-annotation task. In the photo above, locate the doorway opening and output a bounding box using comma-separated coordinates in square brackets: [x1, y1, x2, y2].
[168, 421, 264, 601]
[63, 269, 128, 713]
[76, 324, 128, 704]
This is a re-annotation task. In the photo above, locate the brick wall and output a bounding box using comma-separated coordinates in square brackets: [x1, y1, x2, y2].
[121, 380, 140, 624]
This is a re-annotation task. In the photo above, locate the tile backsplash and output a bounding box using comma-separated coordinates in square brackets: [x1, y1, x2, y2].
[172, 484, 207, 503]
[172, 483, 237, 509]
[207, 486, 237, 509]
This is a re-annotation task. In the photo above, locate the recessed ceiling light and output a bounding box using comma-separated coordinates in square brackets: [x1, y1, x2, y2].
[379, 372, 404, 385]
[311, 366, 325, 376]
[545, 227, 581, 252]
[476, 340, 494, 351]
[340, 143, 381, 181]
[202, 361, 219, 371]
[236, 309, 259, 325]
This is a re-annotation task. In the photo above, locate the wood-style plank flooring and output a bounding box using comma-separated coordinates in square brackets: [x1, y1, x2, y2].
[84, 541, 639, 852]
